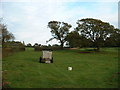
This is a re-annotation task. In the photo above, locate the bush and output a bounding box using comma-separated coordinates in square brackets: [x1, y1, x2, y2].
[50, 46, 61, 50]
[2, 41, 25, 57]
[34, 46, 42, 51]
[34, 45, 64, 51]
[11, 46, 25, 52]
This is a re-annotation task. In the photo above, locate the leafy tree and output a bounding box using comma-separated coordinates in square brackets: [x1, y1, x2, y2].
[76, 18, 116, 51]
[105, 28, 120, 47]
[66, 31, 81, 48]
[66, 31, 92, 48]
[114, 29, 120, 47]
[48, 44, 51, 47]
[38, 44, 41, 47]
[34, 43, 39, 47]
[0, 24, 15, 43]
[26, 43, 32, 47]
[33, 43, 41, 47]
[47, 21, 72, 48]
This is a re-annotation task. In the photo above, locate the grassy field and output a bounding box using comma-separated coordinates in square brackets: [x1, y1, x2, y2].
[2, 47, 119, 88]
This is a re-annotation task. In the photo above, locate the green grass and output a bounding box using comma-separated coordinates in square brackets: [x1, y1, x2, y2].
[2, 47, 119, 88]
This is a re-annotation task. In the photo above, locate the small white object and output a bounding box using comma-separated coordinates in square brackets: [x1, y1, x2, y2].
[45, 60, 50, 63]
[68, 67, 72, 71]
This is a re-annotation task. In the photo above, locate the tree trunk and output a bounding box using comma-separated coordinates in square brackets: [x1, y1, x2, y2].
[96, 46, 100, 52]
[60, 42, 64, 49]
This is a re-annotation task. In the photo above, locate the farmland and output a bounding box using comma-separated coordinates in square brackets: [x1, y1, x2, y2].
[2, 48, 119, 88]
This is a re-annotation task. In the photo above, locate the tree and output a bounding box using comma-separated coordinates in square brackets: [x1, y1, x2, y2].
[34, 43, 39, 47]
[47, 21, 72, 48]
[26, 43, 32, 47]
[33, 43, 41, 47]
[114, 29, 120, 47]
[38, 44, 41, 47]
[104, 28, 120, 47]
[66, 31, 92, 48]
[66, 31, 81, 48]
[0, 24, 15, 43]
[76, 18, 116, 51]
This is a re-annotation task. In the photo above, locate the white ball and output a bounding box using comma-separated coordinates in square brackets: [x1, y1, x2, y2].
[68, 67, 72, 71]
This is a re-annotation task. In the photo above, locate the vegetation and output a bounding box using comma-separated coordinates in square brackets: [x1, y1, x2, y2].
[34, 45, 61, 51]
[2, 41, 25, 57]
[47, 18, 120, 51]
[33, 43, 41, 47]
[2, 47, 118, 88]
[0, 23, 15, 44]
[66, 31, 92, 48]
[0, 21, 25, 57]
[26, 43, 32, 47]
[76, 18, 119, 51]
[1, 17, 120, 88]
[47, 21, 72, 48]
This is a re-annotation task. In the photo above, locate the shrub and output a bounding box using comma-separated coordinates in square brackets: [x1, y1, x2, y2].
[2, 41, 25, 57]
[50, 46, 61, 50]
[34, 46, 42, 51]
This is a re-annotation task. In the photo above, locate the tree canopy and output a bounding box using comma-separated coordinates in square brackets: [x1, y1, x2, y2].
[0, 23, 15, 43]
[47, 21, 72, 48]
[76, 18, 117, 51]
[66, 31, 81, 48]
[66, 31, 92, 48]
[26, 43, 32, 47]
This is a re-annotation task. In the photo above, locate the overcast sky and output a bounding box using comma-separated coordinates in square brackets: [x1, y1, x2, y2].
[0, 0, 119, 45]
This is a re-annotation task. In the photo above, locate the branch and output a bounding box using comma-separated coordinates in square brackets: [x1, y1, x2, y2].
[46, 37, 55, 43]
